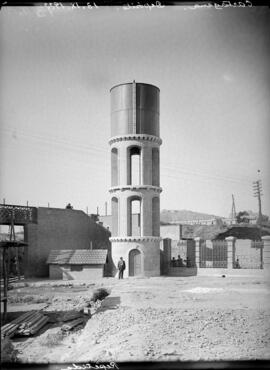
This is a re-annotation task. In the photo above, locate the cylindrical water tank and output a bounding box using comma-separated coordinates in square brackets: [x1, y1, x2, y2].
[110, 82, 160, 138]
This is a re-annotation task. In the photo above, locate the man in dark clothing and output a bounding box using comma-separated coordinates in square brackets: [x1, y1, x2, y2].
[118, 257, 126, 279]
[177, 255, 184, 267]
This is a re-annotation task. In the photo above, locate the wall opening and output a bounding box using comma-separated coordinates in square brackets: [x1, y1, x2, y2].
[70, 265, 83, 271]
[111, 197, 119, 237]
[152, 197, 160, 236]
[127, 196, 141, 236]
[127, 146, 141, 185]
[152, 148, 159, 186]
[111, 148, 118, 186]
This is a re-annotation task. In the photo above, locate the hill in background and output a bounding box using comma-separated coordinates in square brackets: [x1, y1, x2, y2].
[160, 209, 223, 224]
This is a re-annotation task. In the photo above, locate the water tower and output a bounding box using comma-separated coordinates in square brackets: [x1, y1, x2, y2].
[109, 81, 162, 277]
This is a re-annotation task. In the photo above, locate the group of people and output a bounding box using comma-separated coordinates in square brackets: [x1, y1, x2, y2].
[116, 253, 241, 279]
[117, 254, 194, 279]
[171, 255, 192, 268]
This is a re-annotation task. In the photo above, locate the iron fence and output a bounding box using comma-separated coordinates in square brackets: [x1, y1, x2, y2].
[199, 240, 228, 268]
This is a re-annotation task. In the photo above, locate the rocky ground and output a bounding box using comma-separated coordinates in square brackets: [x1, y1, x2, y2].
[5, 275, 270, 363]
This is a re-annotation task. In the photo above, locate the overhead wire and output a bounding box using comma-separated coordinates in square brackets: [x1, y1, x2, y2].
[0, 125, 259, 188]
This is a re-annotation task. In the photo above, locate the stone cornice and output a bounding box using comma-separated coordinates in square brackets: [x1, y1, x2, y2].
[109, 185, 162, 193]
[109, 134, 162, 146]
[110, 236, 162, 243]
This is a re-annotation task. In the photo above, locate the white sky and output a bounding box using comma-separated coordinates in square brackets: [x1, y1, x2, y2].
[0, 5, 269, 218]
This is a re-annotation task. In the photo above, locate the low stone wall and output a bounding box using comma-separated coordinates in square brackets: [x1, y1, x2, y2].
[166, 267, 265, 277]
[167, 267, 197, 277]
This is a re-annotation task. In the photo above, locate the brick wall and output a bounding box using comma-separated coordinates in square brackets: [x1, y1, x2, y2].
[24, 207, 111, 278]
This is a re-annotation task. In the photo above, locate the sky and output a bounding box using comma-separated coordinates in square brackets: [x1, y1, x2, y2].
[0, 4, 269, 218]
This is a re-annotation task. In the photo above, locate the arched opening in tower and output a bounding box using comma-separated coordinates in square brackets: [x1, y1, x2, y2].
[127, 146, 141, 186]
[111, 148, 118, 186]
[127, 196, 141, 237]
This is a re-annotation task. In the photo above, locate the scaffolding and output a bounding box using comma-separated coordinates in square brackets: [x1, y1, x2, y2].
[0, 204, 37, 324]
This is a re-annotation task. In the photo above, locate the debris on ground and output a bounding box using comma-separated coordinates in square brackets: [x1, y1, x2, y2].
[16, 312, 49, 336]
[61, 317, 85, 332]
[1, 311, 49, 338]
[6, 277, 269, 363]
[61, 311, 82, 322]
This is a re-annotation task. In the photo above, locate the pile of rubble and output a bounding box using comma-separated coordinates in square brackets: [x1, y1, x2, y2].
[1, 288, 109, 341]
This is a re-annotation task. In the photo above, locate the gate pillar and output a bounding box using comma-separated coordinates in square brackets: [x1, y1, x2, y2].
[226, 236, 236, 269]
[262, 236, 270, 272]
[163, 238, 171, 274]
[194, 237, 201, 268]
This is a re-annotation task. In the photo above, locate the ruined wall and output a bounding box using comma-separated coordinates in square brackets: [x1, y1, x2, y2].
[24, 207, 111, 278]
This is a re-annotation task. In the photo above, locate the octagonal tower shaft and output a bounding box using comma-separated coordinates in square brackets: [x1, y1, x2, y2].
[109, 82, 162, 277]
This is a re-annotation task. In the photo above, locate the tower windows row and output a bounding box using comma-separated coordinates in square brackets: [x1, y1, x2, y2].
[111, 146, 160, 187]
[111, 196, 160, 237]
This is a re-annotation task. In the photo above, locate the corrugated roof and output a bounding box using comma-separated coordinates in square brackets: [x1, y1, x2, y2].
[47, 249, 107, 265]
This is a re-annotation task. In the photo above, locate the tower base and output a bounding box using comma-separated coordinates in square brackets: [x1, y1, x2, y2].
[110, 237, 161, 278]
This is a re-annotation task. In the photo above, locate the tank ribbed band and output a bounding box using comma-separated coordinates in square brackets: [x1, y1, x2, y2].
[109, 185, 162, 193]
[110, 236, 162, 242]
[109, 134, 162, 146]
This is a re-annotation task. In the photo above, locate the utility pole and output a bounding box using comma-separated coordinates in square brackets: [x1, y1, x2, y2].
[231, 194, 236, 223]
[253, 170, 263, 226]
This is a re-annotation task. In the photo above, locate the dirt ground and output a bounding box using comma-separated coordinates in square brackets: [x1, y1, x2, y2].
[5, 275, 270, 363]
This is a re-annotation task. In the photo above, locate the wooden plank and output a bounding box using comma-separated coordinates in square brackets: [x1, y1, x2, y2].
[18, 315, 49, 336]
[61, 311, 82, 322]
[61, 317, 84, 332]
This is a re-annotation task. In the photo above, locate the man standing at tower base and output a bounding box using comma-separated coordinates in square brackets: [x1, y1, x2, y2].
[118, 257, 126, 279]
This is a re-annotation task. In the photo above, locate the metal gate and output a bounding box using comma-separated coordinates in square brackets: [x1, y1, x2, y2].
[199, 240, 227, 268]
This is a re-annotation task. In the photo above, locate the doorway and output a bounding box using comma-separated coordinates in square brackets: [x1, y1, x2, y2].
[129, 249, 141, 276]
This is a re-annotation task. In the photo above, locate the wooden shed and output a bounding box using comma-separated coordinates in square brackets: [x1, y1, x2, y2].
[47, 249, 108, 280]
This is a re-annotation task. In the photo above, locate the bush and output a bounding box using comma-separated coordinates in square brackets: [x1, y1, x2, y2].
[91, 288, 111, 302]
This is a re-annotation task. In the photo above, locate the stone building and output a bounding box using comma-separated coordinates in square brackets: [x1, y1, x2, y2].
[109, 81, 162, 277]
